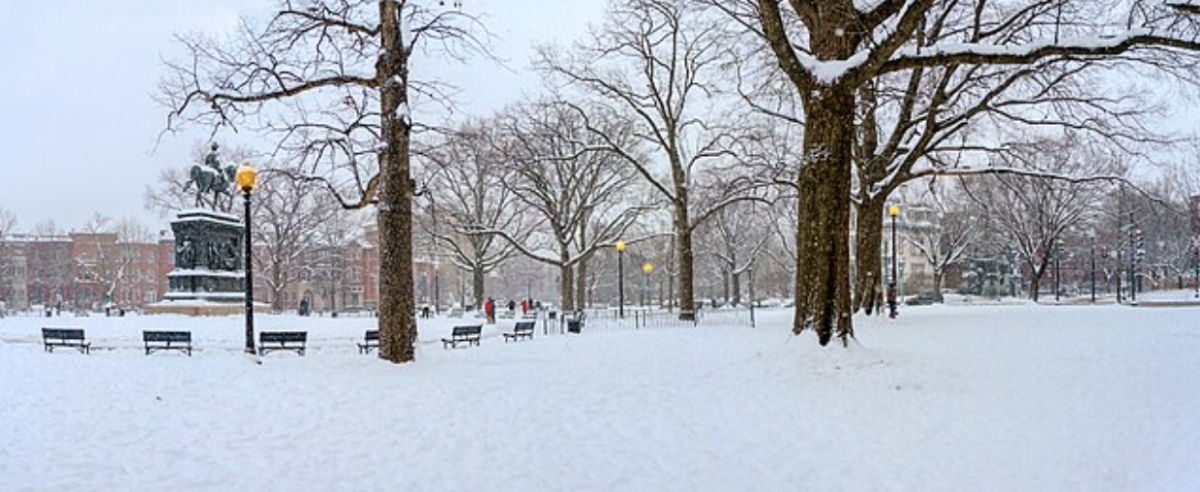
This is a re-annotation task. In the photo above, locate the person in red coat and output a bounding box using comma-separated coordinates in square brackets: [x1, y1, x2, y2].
[485, 297, 495, 324]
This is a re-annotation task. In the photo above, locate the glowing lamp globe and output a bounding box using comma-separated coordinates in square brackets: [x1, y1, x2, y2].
[642, 262, 654, 274]
[616, 240, 627, 252]
[236, 165, 259, 192]
[888, 205, 900, 218]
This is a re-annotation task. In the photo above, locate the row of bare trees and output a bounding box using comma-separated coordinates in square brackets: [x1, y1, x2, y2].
[156, 0, 1200, 361]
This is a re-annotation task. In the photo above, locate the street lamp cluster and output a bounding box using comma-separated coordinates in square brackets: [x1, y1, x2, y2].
[613, 239, 656, 317]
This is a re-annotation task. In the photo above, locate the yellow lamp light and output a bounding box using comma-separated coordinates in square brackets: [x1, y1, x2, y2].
[888, 205, 900, 218]
[236, 165, 259, 192]
[642, 262, 654, 274]
[616, 240, 626, 252]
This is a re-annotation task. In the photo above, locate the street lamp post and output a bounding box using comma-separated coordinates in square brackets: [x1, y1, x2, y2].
[642, 261, 654, 310]
[1054, 238, 1061, 304]
[888, 205, 900, 319]
[1193, 242, 1199, 298]
[237, 165, 259, 355]
[616, 240, 626, 318]
[748, 261, 756, 328]
[1090, 242, 1096, 304]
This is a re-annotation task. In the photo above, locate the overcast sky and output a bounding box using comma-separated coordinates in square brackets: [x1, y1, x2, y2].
[3, 1, 1198, 234]
[0, 0, 605, 233]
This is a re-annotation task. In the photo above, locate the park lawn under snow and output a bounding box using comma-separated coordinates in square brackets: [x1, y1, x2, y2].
[2, 304, 1199, 491]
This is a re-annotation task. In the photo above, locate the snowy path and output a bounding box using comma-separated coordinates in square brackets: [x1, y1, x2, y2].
[1, 305, 1198, 491]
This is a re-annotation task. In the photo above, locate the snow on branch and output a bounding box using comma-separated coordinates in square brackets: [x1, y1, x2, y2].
[880, 29, 1200, 74]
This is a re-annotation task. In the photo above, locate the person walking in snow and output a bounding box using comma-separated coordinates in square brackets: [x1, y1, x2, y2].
[485, 297, 495, 324]
[887, 283, 898, 319]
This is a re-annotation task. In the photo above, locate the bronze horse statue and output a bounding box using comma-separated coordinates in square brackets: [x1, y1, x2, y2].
[184, 143, 238, 210]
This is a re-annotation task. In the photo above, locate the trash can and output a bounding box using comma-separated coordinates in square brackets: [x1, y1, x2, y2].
[567, 319, 581, 334]
[549, 310, 558, 320]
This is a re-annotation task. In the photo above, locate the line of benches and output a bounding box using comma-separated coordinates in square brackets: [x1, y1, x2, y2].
[40, 322, 540, 356]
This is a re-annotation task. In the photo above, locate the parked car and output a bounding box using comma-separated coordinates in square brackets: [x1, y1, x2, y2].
[905, 292, 936, 306]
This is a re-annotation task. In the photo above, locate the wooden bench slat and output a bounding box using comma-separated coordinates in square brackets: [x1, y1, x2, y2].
[441, 325, 482, 349]
[358, 330, 380, 354]
[258, 331, 308, 356]
[143, 330, 193, 356]
[42, 327, 90, 354]
[503, 321, 536, 342]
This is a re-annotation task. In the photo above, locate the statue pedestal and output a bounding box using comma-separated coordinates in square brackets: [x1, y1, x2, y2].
[146, 209, 253, 316]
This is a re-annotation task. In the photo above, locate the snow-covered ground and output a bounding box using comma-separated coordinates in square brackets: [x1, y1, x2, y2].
[2, 305, 1198, 491]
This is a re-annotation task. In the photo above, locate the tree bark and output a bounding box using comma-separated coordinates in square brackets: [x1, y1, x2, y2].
[377, 0, 417, 363]
[560, 263, 575, 313]
[932, 271, 944, 303]
[673, 196, 696, 320]
[1029, 271, 1042, 303]
[793, 88, 856, 346]
[472, 266, 484, 310]
[853, 198, 885, 315]
[722, 269, 730, 304]
[732, 271, 742, 306]
[576, 257, 587, 310]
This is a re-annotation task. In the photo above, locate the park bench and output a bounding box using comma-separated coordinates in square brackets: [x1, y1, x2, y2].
[258, 331, 308, 356]
[358, 330, 379, 354]
[42, 327, 91, 354]
[143, 330, 193, 356]
[504, 321, 535, 342]
[441, 325, 482, 349]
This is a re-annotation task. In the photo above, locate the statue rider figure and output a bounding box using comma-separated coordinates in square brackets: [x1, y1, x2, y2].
[205, 143, 221, 173]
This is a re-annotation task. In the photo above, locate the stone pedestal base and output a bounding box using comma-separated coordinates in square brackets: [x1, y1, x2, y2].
[145, 301, 270, 316]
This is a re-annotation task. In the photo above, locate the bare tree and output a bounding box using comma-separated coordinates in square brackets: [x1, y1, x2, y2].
[491, 99, 653, 312]
[706, 0, 1200, 345]
[422, 120, 530, 308]
[160, 0, 487, 363]
[698, 200, 772, 306]
[902, 182, 979, 303]
[538, 0, 748, 320]
[0, 207, 18, 309]
[963, 137, 1115, 302]
[252, 172, 338, 311]
[73, 214, 153, 307]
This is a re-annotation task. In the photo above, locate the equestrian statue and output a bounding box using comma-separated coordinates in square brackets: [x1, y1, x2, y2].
[184, 142, 238, 211]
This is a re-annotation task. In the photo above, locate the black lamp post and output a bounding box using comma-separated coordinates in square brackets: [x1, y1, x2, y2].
[1054, 238, 1061, 304]
[1090, 241, 1096, 304]
[616, 240, 626, 318]
[237, 165, 259, 355]
[888, 205, 900, 319]
[1193, 241, 1199, 299]
[748, 261, 756, 328]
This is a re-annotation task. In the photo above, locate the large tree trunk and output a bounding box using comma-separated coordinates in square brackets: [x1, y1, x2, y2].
[560, 263, 575, 313]
[793, 88, 856, 346]
[576, 258, 587, 310]
[853, 198, 885, 315]
[722, 268, 730, 303]
[673, 202, 696, 320]
[377, 0, 417, 363]
[932, 271, 944, 303]
[472, 266, 484, 310]
[732, 271, 742, 306]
